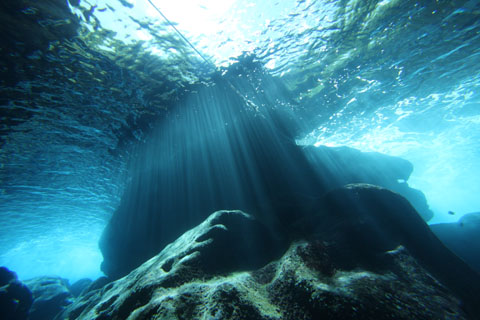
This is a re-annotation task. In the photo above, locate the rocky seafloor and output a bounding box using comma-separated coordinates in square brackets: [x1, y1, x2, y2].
[2, 184, 480, 320]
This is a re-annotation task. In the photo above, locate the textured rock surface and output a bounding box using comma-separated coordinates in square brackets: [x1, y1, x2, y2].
[59, 210, 283, 319]
[81, 277, 111, 297]
[69, 279, 93, 298]
[100, 144, 433, 279]
[430, 212, 480, 273]
[308, 184, 480, 318]
[59, 240, 470, 320]
[0, 266, 32, 320]
[61, 189, 478, 319]
[24, 276, 73, 320]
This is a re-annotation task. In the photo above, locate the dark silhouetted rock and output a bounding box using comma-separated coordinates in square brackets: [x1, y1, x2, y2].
[60, 210, 283, 319]
[303, 146, 433, 221]
[430, 212, 480, 273]
[81, 277, 111, 296]
[0, 266, 33, 320]
[100, 143, 432, 279]
[308, 184, 480, 318]
[69, 279, 93, 298]
[60, 207, 473, 319]
[99, 64, 433, 280]
[24, 276, 73, 320]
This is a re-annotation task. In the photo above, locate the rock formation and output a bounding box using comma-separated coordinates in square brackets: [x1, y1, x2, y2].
[303, 145, 433, 221]
[100, 142, 433, 279]
[312, 184, 480, 317]
[69, 279, 93, 298]
[23, 276, 73, 320]
[0, 266, 32, 320]
[98, 60, 434, 280]
[430, 212, 480, 273]
[60, 186, 479, 319]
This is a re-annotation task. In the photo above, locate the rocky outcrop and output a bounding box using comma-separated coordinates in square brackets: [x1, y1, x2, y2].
[430, 212, 480, 273]
[59, 210, 284, 319]
[303, 146, 433, 221]
[60, 187, 479, 319]
[0, 266, 32, 320]
[310, 184, 480, 318]
[24, 276, 73, 320]
[59, 243, 469, 320]
[100, 143, 433, 280]
[98, 63, 433, 280]
[69, 279, 93, 298]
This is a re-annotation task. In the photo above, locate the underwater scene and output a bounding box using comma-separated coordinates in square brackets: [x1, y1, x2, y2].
[1, 0, 480, 319]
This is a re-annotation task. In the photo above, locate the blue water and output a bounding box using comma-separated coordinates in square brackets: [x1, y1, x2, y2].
[0, 0, 479, 282]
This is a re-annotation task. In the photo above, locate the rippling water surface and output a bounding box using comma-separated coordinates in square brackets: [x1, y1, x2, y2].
[0, 0, 479, 281]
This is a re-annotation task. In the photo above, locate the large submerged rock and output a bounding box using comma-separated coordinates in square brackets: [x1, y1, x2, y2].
[59, 210, 283, 319]
[60, 187, 479, 319]
[310, 184, 480, 317]
[23, 276, 73, 320]
[0, 266, 32, 320]
[98, 64, 433, 280]
[100, 143, 432, 279]
[430, 212, 480, 273]
[303, 146, 432, 221]
[69, 279, 93, 298]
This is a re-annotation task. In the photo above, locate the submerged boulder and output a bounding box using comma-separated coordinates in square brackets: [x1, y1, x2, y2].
[430, 212, 480, 273]
[100, 142, 432, 280]
[0, 266, 32, 320]
[98, 66, 433, 280]
[24, 276, 73, 320]
[69, 279, 93, 298]
[59, 210, 283, 319]
[79, 277, 111, 297]
[102, 210, 282, 281]
[306, 184, 480, 318]
[60, 243, 470, 320]
[303, 146, 433, 221]
[60, 194, 477, 319]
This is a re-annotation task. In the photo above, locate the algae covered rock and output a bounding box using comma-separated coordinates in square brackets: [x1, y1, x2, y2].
[59, 240, 471, 320]
[59, 194, 479, 319]
[60, 210, 283, 319]
[24, 276, 73, 320]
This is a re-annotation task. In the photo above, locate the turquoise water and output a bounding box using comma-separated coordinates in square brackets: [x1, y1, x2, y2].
[0, 0, 479, 282]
